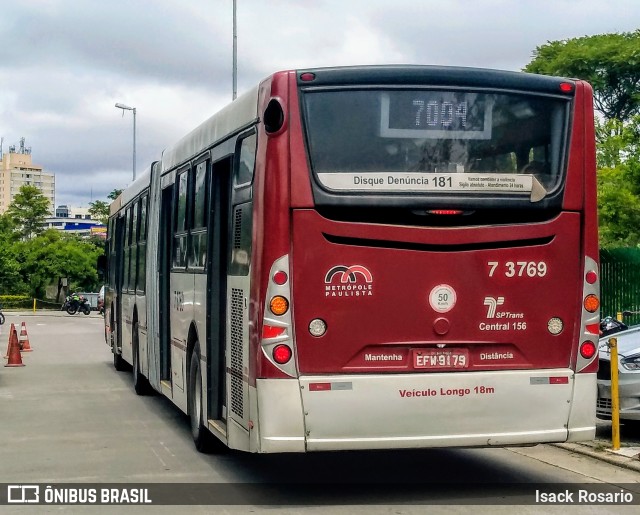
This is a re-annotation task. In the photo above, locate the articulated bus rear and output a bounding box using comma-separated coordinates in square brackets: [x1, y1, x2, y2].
[255, 66, 598, 452]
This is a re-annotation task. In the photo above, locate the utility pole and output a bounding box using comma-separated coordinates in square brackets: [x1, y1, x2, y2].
[232, 0, 237, 100]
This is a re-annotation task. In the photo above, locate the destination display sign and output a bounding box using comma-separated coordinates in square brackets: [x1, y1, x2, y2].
[380, 92, 493, 139]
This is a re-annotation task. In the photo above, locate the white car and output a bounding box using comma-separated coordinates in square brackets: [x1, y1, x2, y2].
[597, 325, 640, 422]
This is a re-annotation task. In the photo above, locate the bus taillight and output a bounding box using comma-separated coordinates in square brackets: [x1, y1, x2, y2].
[583, 294, 599, 313]
[273, 270, 288, 285]
[559, 82, 574, 93]
[585, 270, 598, 284]
[427, 209, 464, 215]
[580, 341, 597, 359]
[270, 296, 289, 316]
[273, 344, 292, 364]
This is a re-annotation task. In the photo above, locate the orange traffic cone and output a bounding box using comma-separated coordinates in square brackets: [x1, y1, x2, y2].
[19, 321, 32, 352]
[5, 325, 25, 367]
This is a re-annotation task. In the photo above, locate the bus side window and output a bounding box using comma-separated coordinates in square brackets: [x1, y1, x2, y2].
[189, 160, 208, 269]
[235, 133, 256, 188]
[174, 168, 189, 269]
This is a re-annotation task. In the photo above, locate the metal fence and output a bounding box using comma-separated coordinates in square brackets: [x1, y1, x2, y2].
[600, 248, 640, 326]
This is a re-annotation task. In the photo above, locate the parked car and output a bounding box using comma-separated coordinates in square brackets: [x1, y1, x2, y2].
[597, 325, 640, 422]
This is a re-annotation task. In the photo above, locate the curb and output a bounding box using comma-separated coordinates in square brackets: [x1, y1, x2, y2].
[553, 442, 640, 473]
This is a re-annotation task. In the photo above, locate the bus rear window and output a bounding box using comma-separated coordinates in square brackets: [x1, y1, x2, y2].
[302, 89, 569, 202]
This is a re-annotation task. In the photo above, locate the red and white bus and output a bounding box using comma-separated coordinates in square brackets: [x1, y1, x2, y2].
[103, 65, 599, 453]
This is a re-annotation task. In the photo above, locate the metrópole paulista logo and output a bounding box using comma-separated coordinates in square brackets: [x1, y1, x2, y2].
[324, 265, 373, 297]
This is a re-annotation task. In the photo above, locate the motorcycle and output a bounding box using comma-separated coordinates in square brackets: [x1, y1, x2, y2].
[62, 294, 91, 315]
[599, 310, 639, 337]
[600, 316, 628, 337]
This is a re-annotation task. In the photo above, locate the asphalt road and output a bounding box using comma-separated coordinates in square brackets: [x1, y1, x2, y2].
[0, 311, 639, 514]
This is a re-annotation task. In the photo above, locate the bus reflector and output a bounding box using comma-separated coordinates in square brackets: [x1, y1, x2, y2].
[262, 324, 286, 339]
[273, 271, 288, 285]
[273, 344, 292, 364]
[270, 296, 289, 316]
[585, 270, 597, 284]
[586, 323, 600, 335]
[580, 341, 597, 359]
[559, 82, 574, 93]
[300, 72, 316, 82]
[583, 294, 599, 313]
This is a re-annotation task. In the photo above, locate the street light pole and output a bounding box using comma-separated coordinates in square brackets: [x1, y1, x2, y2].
[115, 103, 137, 181]
[232, 0, 237, 100]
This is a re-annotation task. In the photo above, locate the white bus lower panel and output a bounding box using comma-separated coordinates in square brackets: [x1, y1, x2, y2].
[566, 372, 597, 442]
[256, 371, 595, 452]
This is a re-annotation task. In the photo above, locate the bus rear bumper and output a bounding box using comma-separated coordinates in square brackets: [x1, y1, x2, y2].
[256, 370, 596, 452]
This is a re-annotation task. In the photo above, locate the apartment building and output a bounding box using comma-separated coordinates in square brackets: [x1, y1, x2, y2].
[0, 140, 56, 214]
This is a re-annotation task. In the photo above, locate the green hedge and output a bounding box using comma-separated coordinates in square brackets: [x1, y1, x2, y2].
[0, 295, 32, 309]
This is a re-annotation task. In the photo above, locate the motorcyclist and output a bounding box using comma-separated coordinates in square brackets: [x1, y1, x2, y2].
[70, 292, 81, 311]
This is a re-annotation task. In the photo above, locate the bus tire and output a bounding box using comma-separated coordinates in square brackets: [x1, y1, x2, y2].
[133, 320, 152, 395]
[188, 341, 223, 453]
[0, 312, 4, 325]
[113, 346, 126, 371]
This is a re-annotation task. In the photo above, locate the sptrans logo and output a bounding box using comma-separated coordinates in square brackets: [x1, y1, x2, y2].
[324, 265, 373, 298]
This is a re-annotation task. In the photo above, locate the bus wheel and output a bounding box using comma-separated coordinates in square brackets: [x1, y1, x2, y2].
[133, 320, 152, 395]
[188, 341, 222, 453]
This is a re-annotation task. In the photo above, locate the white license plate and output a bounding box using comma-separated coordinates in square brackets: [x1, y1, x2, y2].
[413, 349, 469, 369]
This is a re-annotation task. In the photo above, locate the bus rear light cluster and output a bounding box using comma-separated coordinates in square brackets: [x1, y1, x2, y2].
[273, 344, 292, 364]
[262, 255, 297, 378]
[580, 341, 597, 359]
[577, 256, 599, 373]
[583, 294, 599, 313]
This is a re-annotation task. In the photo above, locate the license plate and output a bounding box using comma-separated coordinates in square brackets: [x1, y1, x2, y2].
[414, 349, 469, 369]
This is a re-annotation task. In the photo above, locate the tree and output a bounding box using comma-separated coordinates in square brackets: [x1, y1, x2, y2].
[88, 200, 110, 225]
[0, 213, 24, 294]
[526, 32, 640, 248]
[595, 115, 640, 247]
[525, 31, 640, 122]
[108, 189, 123, 200]
[5, 185, 51, 240]
[15, 230, 103, 300]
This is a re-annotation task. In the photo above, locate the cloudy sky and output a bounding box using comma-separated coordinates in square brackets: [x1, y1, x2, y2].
[1, 0, 638, 208]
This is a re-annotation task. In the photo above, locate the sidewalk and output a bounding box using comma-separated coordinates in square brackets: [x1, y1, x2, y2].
[554, 441, 640, 474]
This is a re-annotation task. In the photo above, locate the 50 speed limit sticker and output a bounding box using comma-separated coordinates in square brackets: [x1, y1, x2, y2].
[429, 284, 457, 313]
